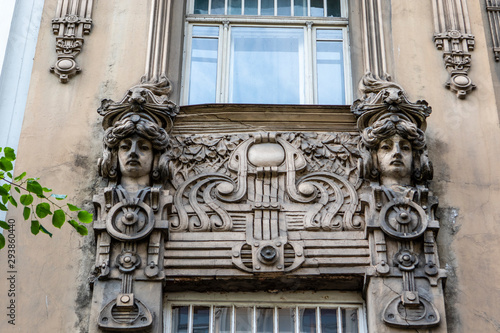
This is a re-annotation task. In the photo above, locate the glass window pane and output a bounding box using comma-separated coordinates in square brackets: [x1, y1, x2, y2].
[256, 308, 274, 333]
[228, 0, 242, 15]
[172, 306, 189, 333]
[277, 0, 291, 16]
[214, 307, 231, 333]
[316, 40, 344, 104]
[211, 0, 225, 14]
[193, 306, 210, 333]
[229, 27, 304, 104]
[316, 29, 343, 40]
[310, 0, 324, 17]
[341, 308, 359, 333]
[235, 307, 253, 333]
[194, 0, 209, 14]
[193, 26, 220, 37]
[244, 0, 258, 15]
[189, 36, 219, 105]
[326, 0, 341, 17]
[278, 308, 294, 333]
[320, 309, 338, 333]
[299, 308, 317, 333]
[261, 0, 274, 15]
[293, 0, 307, 16]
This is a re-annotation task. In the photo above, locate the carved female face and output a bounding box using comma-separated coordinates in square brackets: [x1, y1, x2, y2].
[376, 134, 412, 186]
[118, 134, 153, 179]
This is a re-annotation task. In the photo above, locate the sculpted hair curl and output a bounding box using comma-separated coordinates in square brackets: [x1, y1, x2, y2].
[360, 116, 432, 183]
[99, 117, 170, 181]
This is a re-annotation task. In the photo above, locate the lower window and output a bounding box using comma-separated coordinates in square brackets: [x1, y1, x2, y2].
[165, 291, 366, 333]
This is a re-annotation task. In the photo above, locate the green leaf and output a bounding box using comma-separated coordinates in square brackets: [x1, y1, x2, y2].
[6, 172, 12, 178]
[0, 220, 10, 230]
[67, 203, 81, 211]
[52, 209, 65, 228]
[42, 187, 52, 193]
[8, 196, 17, 207]
[0, 157, 13, 171]
[77, 225, 88, 236]
[31, 220, 40, 235]
[35, 202, 52, 218]
[68, 219, 79, 229]
[1, 195, 7, 204]
[51, 194, 67, 200]
[26, 180, 43, 197]
[20, 194, 34, 206]
[2, 184, 11, 192]
[14, 187, 20, 193]
[4, 147, 15, 161]
[0, 203, 7, 211]
[23, 207, 30, 220]
[39, 224, 52, 237]
[0, 186, 8, 196]
[77, 210, 93, 223]
[0, 234, 4, 249]
[14, 171, 26, 181]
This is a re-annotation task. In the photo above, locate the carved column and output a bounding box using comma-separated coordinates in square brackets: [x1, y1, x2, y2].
[88, 79, 178, 332]
[352, 77, 448, 331]
[432, 0, 476, 98]
[50, 0, 93, 83]
[486, 0, 500, 61]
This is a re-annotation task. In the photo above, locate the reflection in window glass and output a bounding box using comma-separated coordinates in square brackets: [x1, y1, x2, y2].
[211, 0, 225, 14]
[342, 308, 359, 333]
[214, 307, 231, 333]
[193, 306, 210, 333]
[293, 0, 307, 16]
[299, 308, 317, 333]
[310, 0, 324, 17]
[321, 308, 338, 333]
[194, 0, 209, 14]
[228, 0, 242, 15]
[229, 27, 304, 104]
[188, 27, 219, 105]
[235, 307, 253, 333]
[316, 29, 344, 105]
[278, 308, 294, 333]
[277, 0, 291, 16]
[326, 0, 341, 17]
[261, 0, 274, 15]
[172, 306, 189, 333]
[244, 0, 258, 15]
[256, 308, 274, 333]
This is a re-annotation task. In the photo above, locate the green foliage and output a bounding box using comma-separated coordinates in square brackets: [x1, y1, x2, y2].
[0, 147, 91, 249]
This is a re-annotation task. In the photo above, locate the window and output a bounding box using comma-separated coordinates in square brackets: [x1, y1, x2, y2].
[165, 291, 367, 333]
[182, 0, 350, 105]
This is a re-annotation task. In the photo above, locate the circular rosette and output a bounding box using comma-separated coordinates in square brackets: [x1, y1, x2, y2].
[379, 200, 427, 240]
[106, 202, 154, 241]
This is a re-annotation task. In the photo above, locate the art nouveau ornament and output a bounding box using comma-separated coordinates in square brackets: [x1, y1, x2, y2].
[90, 78, 177, 332]
[353, 74, 445, 329]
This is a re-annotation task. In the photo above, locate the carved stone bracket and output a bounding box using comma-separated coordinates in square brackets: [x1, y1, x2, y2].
[432, 0, 476, 98]
[352, 76, 446, 329]
[50, 0, 94, 83]
[486, 0, 500, 61]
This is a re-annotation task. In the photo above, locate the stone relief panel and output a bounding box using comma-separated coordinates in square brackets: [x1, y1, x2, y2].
[90, 78, 178, 332]
[353, 74, 446, 329]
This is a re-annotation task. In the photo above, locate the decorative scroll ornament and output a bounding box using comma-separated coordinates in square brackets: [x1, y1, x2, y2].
[353, 75, 445, 329]
[50, 0, 93, 83]
[169, 132, 363, 274]
[432, 0, 476, 98]
[486, 0, 500, 61]
[91, 78, 178, 331]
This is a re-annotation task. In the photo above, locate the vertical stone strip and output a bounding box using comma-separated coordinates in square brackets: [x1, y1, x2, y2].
[361, 0, 389, 79]
[144, 0, 172, 82]
[432, 0, 476, 98]
[486, 0, 500, 61]
[50, 0, 93, 83]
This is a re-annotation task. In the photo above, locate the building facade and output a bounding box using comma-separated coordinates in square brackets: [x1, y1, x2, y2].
[1, 0, 500, 332]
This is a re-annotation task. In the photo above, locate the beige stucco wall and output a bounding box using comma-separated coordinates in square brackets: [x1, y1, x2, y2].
[391, 1, 500, 333]
[0, 1, 150, 332]
[1, 0, 500, 332]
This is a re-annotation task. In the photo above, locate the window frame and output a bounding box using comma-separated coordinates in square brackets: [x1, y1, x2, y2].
[164, 291, 368, 333]
[181, 0, 352, 106]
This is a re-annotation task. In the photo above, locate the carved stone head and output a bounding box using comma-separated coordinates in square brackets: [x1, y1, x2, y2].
[360, 114, 432, 186]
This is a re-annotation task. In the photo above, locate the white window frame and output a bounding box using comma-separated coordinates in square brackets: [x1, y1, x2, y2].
[181, 0, 351, 106]
[164, 291, 367, 333]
